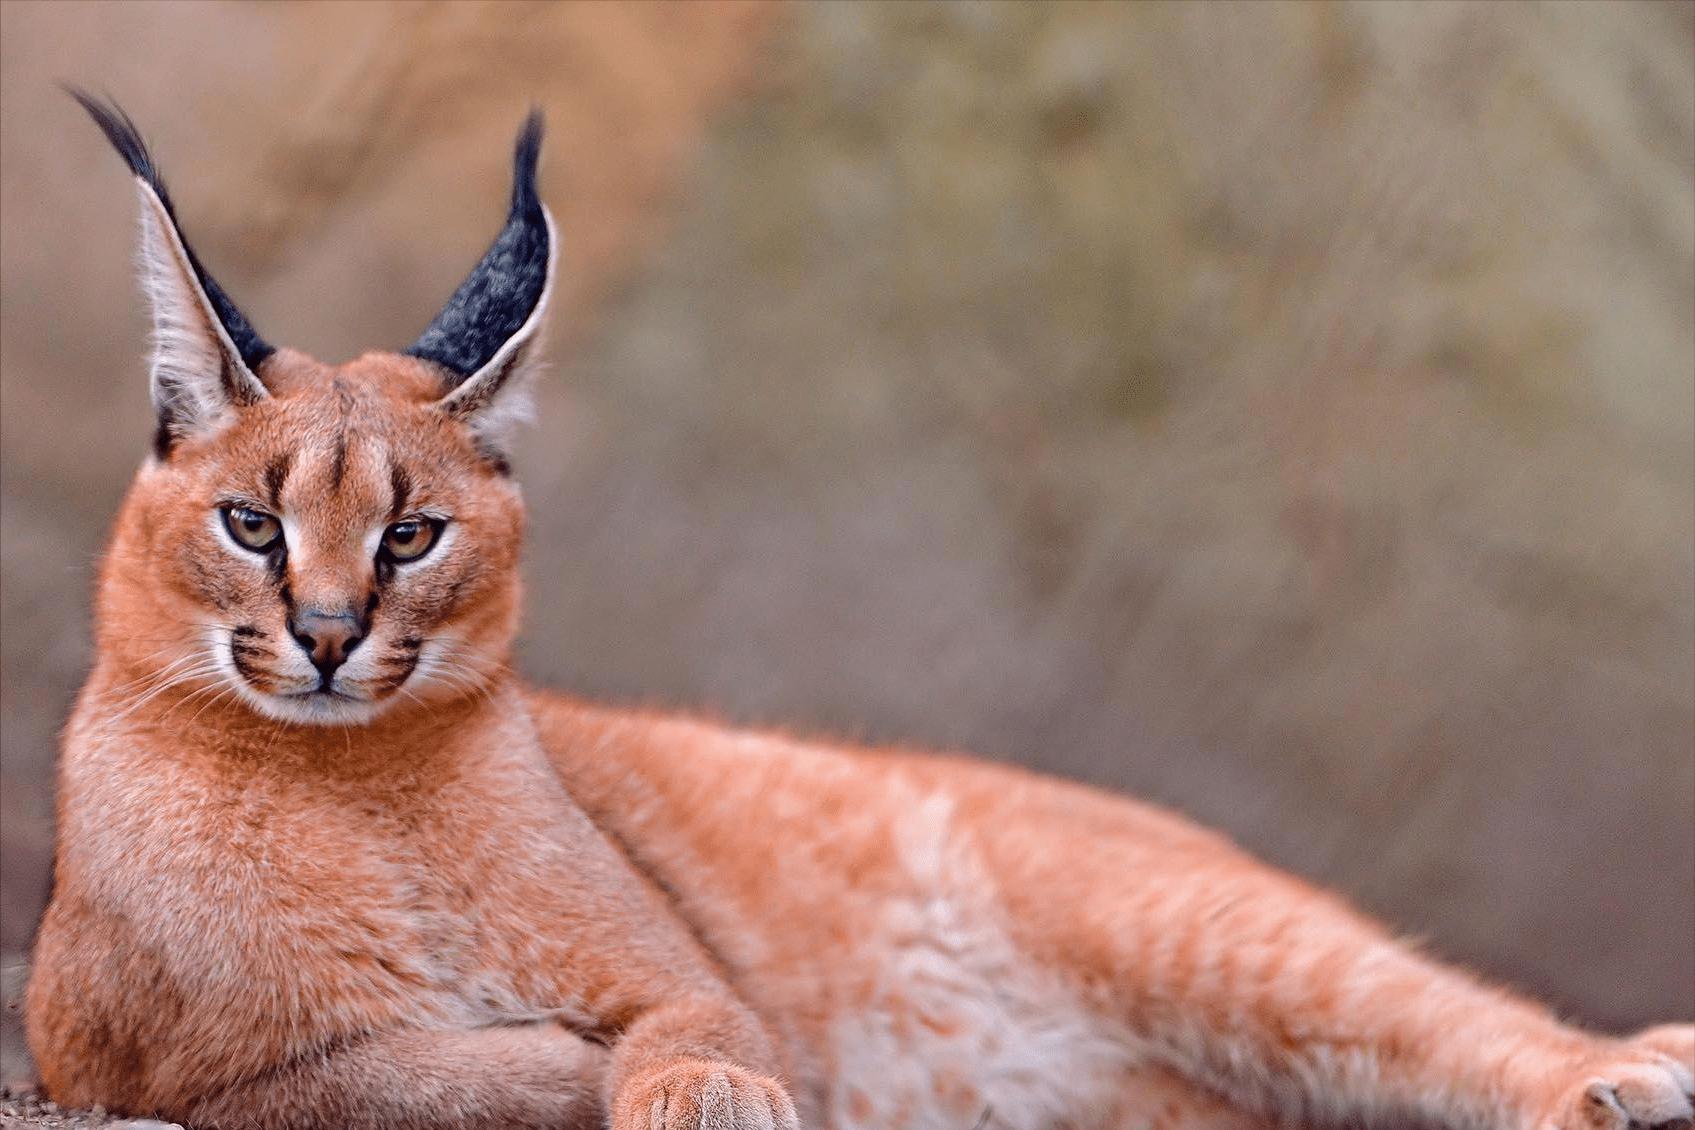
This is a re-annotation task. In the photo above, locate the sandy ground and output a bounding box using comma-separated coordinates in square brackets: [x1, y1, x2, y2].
[0, 1085, 179, 1130]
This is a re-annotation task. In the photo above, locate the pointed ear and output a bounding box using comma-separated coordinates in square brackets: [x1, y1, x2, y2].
[70, 90, 274, 456]
[406, 110, 556, 460]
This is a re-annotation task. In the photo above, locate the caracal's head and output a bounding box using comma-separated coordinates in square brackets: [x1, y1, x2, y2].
[74, 93, 555, 726]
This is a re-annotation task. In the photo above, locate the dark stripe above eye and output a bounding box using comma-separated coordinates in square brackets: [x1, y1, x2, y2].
[263, 452, 294, 509]
[389, 462, 412, 521]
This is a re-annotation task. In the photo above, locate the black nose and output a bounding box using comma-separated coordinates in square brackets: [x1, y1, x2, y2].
[288, 608, 366, 680]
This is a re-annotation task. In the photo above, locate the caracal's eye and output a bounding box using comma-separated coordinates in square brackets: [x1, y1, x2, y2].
[381, 517, 442, 563]
[223, 505, 282, 552]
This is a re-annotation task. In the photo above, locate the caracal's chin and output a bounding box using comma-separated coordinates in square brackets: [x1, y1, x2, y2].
[232, 681, 396, 727]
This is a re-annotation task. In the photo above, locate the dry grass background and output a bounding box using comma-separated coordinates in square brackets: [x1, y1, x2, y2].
[1, 0, 1691, 1106]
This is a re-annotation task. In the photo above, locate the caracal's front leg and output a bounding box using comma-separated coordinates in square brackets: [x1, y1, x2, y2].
[609, 993, 800, 1130]
[178, 1022, 607, 1130]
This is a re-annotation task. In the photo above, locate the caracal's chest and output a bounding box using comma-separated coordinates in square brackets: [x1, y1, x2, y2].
[117, 742, 619, 1034]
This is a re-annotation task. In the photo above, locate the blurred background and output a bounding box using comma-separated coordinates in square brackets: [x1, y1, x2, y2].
[2, 0, 1691, 1089]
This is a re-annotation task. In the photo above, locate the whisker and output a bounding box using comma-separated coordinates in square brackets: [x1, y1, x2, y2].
[159, 677, 237, 721]
[101, 650, 205, 697]
[180, 683, 244, 728]
[105, 660, 222, 713]
[87, 662, 225, 736]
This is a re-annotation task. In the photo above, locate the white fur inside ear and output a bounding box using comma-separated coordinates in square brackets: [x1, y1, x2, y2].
[461, 377, 538, 457]
[435, 203, 557, 455]
[134, 180, 266, 440]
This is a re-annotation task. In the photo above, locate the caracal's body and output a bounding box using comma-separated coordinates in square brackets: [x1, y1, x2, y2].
[25, 96, 1694, 1130]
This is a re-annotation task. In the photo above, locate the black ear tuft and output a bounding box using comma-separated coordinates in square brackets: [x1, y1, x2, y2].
[510, 107, 543, 215]
[405, 108, 551, 386]
[65, 88, 168, 202]
[67, 86, 275, 376]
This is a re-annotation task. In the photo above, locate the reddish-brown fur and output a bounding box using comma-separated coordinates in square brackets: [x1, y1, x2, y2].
[25, 128, 1694, 1130]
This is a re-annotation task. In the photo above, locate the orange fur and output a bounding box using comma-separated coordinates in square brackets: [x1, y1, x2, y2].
[26, 125, 1693, 1130]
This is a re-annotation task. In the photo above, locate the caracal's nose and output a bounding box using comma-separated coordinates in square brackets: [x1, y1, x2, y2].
[287, 607, 366, 680]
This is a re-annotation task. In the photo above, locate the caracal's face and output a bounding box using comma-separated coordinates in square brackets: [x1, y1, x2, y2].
[120, 350, 526, 726]
[72, 93, 550, 727]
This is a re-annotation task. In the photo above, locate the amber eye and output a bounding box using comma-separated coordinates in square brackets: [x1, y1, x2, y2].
[381, 517, 441, 563]
[223, 506, 282, 552]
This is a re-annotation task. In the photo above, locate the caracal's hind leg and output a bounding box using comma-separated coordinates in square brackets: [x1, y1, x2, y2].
[923, 762, 1693, 1129]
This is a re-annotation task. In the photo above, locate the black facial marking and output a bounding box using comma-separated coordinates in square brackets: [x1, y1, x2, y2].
[405, 110, 548, 386]
[151, 419, 174, 461]
[231, 624, 263, 639]
[67, 90, 275, 377]
[263, 452, 294, 509]
[389, 462, 412, 522]
[229, 640, 268, 684]
[229, 633, 266, 659]
[375, 649, 421, 692]
[328, 380, 354, 490]
[264, 542, 287, 584]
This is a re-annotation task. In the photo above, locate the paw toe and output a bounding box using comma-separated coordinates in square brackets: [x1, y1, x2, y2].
[620, 1060, 796, 1130]
[1612, 1063, 1694, 1125]
[1540, 1048, 1695, 1130]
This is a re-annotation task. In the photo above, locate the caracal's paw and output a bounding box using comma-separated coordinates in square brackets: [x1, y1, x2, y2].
[1531, 1026, 1694, 1130]
[616, 1058, 799, 1130]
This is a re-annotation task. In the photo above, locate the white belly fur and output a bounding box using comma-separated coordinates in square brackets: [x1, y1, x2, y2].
[827, 794, 1136, 1130]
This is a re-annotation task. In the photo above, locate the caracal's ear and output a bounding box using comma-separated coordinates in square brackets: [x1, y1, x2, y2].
[406, 109, 556, 461]
[69, 90, 274, 457]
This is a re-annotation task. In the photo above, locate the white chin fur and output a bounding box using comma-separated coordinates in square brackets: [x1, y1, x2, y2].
[231, 680, 394, 727]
